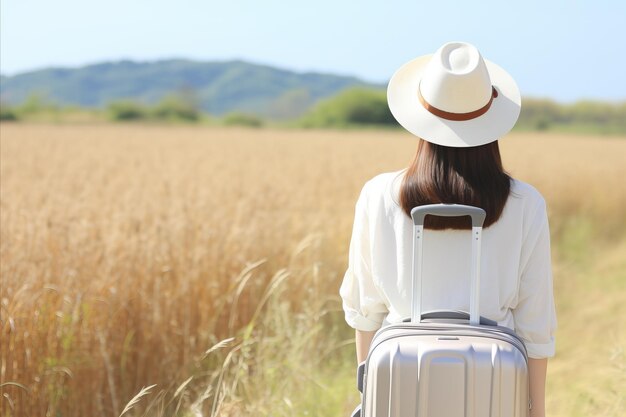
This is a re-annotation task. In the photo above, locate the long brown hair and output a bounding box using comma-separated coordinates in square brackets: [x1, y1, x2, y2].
[399, 139, 511, 229]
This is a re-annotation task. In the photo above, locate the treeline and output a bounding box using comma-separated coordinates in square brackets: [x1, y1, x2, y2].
[0, 93, 265, 127]
[107, 96, 264, 126]
[515, 98, 626, 134]
[296, 89, 626, 134]
[2, 89, 625, 134]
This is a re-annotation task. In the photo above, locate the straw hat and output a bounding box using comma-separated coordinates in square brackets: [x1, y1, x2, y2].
[387, 42, 521, 147]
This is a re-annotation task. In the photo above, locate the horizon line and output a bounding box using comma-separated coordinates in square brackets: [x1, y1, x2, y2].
[1, 57, 625, 104]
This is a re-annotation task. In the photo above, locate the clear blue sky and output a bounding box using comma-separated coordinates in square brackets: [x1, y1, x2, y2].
[2, 0, 625, 102]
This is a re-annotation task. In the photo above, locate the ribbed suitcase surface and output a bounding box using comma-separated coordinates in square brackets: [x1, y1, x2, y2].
[362, 323, 528, 417]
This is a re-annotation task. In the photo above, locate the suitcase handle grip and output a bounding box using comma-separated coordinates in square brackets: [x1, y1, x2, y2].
[411, 204, 486, 228]
[402, 310, 498, 326]
[410, 204, 486, 325]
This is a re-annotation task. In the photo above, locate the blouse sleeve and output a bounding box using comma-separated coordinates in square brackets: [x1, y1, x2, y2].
[339, 184, 388, 331]
[512, 198, 558, 358]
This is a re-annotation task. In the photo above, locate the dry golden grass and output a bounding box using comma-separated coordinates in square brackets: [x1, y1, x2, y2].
[1, 124, 625, 417]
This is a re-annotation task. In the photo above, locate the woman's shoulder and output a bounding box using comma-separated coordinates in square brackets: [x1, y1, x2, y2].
[359, 169, 406, 204]
[362, 170, 404, 190]
[504, 178, 549, 231]
[509, 178, 547, 207]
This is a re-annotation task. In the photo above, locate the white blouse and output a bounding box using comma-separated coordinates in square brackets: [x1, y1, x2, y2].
[339, 170, 557, 359]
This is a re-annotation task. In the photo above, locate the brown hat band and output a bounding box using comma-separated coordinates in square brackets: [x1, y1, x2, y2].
[418, 85, 499, 121]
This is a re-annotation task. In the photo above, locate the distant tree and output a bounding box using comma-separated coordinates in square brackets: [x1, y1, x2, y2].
[299, 88, 397, 127]
[222, 112, 264, 127]
[517, 98, 564, 129]
[107, 100, 148, 121]
[0, 103, 18, 121]
[568, 100, 626, 126]
[535, 118, 551, 131]
[152, 93, 200, 122]
[15, 93, 58, 115]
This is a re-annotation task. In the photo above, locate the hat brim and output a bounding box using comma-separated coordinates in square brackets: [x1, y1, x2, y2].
[387, 54, 521, 147]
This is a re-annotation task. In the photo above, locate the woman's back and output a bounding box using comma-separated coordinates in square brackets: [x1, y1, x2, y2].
[340, 170, 557, 358]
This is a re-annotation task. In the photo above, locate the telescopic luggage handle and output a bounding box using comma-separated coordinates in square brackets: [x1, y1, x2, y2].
[410, 204, 486, 325]
[411, 204, 486, 227]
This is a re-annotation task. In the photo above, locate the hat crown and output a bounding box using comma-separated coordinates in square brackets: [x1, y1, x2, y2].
[420, 42, 493, 113]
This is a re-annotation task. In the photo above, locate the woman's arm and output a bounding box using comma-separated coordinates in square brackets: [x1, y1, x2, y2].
[356, 329, 377, 364]
[529, 358, 548, 417]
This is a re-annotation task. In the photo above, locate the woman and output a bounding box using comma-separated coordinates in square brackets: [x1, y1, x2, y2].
[340, 42, 556, 417]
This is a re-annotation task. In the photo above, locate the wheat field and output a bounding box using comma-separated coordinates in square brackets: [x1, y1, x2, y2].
[1, 123, 625, 417]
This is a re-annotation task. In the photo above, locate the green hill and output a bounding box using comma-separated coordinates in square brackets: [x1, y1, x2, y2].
[0, 59, 379, 119]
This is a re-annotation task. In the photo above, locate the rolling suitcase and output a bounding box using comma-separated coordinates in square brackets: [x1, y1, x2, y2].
[352, 204, 530, 417]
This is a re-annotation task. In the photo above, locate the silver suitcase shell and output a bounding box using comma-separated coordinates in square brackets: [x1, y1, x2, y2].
[361, 320, 529, 417]
[353, 205, 530, 417]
